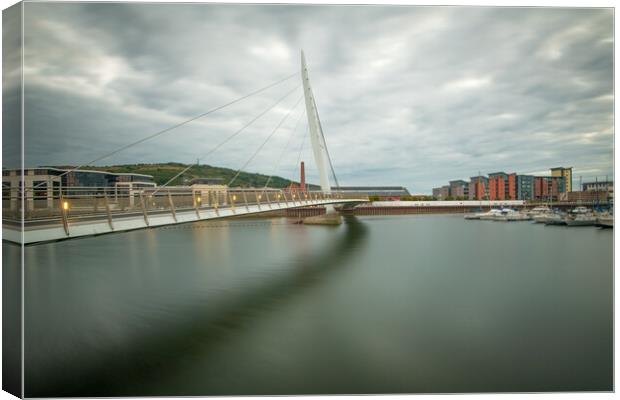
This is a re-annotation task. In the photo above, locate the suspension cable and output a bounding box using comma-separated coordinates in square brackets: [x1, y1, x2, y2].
[261, 106, 306, 191]
[151, 84, 301, 194]
[227, 93, 304, 187]
[30, 72, 299, 191]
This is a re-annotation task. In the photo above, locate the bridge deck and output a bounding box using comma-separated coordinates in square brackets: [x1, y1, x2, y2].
[3, 192, 367, 245]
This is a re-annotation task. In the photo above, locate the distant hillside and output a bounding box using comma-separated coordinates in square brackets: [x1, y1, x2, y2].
[86, 162, 316, 189]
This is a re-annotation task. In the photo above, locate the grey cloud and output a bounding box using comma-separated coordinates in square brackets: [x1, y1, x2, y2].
[18, 3, 613, 193]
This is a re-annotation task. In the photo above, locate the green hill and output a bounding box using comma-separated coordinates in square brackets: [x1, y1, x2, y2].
[89, 162, 316, 189]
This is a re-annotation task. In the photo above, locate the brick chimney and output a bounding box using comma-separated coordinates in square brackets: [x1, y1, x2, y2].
[300, 161, 306, 192]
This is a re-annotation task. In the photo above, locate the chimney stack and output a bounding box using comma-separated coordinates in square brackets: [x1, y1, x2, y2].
[300, 161, 306, 192]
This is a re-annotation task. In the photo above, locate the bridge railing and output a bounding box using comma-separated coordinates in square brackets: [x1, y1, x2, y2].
[2, 186, 367, 223]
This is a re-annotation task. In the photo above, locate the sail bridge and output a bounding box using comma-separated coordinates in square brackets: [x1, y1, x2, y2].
[2, 52, 365, 244]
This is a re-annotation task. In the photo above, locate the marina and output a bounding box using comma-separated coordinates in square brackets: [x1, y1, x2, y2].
[464, 205, 613, 228]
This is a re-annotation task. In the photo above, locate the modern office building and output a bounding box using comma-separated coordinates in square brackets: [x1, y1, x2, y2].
[2, 167, 156, 211]
[551, 167, 573, 192]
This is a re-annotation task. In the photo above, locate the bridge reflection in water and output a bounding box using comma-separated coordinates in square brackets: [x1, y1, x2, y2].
[22, 216, 368, 397]
[2, 186, 367, 244]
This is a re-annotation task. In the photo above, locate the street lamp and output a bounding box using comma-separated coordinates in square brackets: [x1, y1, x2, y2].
[63, 201, 69, 211]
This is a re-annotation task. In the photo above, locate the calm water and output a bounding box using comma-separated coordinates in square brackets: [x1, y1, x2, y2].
[8, 215, 614, 396]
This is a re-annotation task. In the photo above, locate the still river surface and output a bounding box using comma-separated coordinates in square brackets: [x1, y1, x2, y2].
[9, 214, 614, 395]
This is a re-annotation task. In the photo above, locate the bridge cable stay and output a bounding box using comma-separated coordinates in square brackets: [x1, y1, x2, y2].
[150, 84, 301, 194]
[227, 93, 304, 187]
[260, 107, 306, 192]
[29, 72, 299, 191]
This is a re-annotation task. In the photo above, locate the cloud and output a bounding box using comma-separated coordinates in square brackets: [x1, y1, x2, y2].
[17, 4, 613, 193]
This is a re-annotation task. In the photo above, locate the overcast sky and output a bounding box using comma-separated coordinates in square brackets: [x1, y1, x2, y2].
[13, 3, 613, 192]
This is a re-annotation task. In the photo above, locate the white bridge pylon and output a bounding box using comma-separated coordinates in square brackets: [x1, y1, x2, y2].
[301, 50, 333, 194]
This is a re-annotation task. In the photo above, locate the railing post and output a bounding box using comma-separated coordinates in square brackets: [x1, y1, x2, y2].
[139, 192, 149, 227]
[213, 191, 220, 216]
[242, 190, 250, 211]
[103, 191, 114, 230]
[283, 192, 290, 207]
[229, 192, 236, 214]
[59, 193, 69, 236]
[168, 190, 177, 222]
[265, 191, 272, 209]
[194, 192, 201, 219]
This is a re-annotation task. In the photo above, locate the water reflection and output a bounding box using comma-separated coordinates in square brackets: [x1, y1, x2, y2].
[19, 215, 612, 396]
[24, 217, 367, 397]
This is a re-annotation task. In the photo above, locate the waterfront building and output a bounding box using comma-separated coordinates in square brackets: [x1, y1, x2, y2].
[516, 175, 535, 201]
[580, 180, 613, 203]
[432, 185, 450, 200]
[507, 173, 517, 200]
[582, 180, 613, 193]
[534, 176, 565, 201]
[468, 176, 488, 200]
[488, 172, 508, 200]
[449, 180, 469, 199]
[2, 167, 155, 211]
[560, 190, 609, 204]
[551, 167, 573, 192]
[334, 186, 411, 200]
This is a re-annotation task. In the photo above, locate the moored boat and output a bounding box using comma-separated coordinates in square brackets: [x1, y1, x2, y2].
[597, 216, 613, 228]
[479, 209, 505, 220]
[544, 212, 567, 226]
[566, 213, 597, 226]
[565, 207, 596, 227]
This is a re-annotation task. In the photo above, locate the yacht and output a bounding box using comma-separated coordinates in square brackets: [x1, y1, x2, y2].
[565, 207, 596, 227]
[566, 213, 597, 226]
[544, 212, 567, 226]
[526, 205, 552, 217]
[496, 209, 530, 221]
[479, 209, 505, 220]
